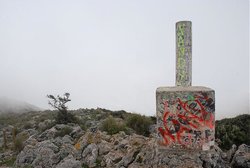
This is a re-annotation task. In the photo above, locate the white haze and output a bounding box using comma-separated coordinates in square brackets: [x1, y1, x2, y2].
[0, 0, 249, 119]
[0, 97, 41, 114]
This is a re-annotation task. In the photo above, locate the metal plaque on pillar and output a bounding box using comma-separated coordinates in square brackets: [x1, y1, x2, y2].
[156, 21, 215, 151]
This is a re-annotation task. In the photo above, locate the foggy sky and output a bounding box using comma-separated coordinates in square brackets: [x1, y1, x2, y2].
[0, 0, 249, 119]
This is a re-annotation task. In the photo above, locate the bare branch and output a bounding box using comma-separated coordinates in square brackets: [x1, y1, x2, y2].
[47, 93, 71, 111]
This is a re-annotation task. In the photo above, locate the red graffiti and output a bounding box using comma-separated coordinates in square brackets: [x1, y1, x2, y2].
[158, 94, 214, 147]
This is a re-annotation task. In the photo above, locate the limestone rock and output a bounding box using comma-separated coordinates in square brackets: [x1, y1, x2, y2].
[97, 140, 111, 155]
[70, 125, 84, 139]
[21, 128, 38, 137]
[58, 142, 78, 160]
[62, 135, 74, 144]
[37, 124, 81, 142]
[15, 145, 37, 165]
[102, 150, 124, 167]
[15, 140, 60, 167]
[37, 119, 53, 131]
[37, 127, 57, 141]
[56, 155, 81, 168]
[14, 122, 235, 168]
[117, 149, 140, 167]
[227, 144, 237, 161]
[81, 143, 98, 167]
[231, 144, 250, 168]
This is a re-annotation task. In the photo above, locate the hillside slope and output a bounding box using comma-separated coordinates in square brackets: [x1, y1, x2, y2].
[215, 114, 250, 150]
[0, 97, 41, 114]
[0, 109, 249, 167]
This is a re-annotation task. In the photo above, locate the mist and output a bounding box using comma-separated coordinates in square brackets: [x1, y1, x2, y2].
[0, 0, 249, 119]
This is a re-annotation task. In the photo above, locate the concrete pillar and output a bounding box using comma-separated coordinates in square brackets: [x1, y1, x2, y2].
[156, 21, 215, 151]
[176, 21, 192, 87]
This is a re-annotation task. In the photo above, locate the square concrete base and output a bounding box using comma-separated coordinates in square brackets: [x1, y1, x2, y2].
[156, 86, 215, 151]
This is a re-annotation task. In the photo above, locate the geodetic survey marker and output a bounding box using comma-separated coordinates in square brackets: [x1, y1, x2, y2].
[156, 21, 215, 151]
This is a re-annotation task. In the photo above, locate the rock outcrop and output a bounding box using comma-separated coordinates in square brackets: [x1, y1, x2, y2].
[1, 109, 250, 168]
[231, 144, 250, 168]
[14, 124, 246, 168]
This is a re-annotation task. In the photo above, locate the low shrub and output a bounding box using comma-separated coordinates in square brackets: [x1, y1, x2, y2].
[39, 121, 56, 132]
[215, 114, 250, 150]
[100, 116, 126, 135]
[111, 110, 126, 119]
[55, 111, 78, 124]
[14, 132, 29, 152]
[0, 157, 16, 166]
[126, 113, 153, 137]
[23, 122, 33, 129]
[55, 126, 73, 137]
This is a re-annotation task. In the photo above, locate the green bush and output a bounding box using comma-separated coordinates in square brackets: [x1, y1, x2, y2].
[111, 110, 126, 119]
[0, 157, 16, 166]
[0, 146, 3, 153]
[23, 122, 33, 129]
[126, 113, 153, 137]
[14, 138, 24, 152]
[101, 116, 126, 135]
[39, 121, 56, 132]
[55, 126, 73, 137]
[14, 132, 29, 152]
[55, 111, 78, 124]
[82, 163, 89, 168]
[215, 114, 250, 150]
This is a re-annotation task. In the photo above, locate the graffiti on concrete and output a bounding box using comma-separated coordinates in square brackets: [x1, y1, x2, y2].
[157, 92, 215, 150]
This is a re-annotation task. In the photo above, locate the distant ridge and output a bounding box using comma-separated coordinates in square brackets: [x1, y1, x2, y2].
[0, 97, 42, 114]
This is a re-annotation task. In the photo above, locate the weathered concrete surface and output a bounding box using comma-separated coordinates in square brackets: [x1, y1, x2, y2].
[156, 86, 215, 150]
[176, 21, 192, 87]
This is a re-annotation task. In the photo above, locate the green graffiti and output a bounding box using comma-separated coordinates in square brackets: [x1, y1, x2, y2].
[177, 23, 186, 80]
[176, 22, 190, 86]
[187, 95, 194, 101]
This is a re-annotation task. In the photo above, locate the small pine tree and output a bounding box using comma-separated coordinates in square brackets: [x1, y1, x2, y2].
[47, 93, 77, 124]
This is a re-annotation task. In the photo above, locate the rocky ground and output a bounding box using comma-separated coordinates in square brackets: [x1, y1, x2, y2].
[0, 109, 249, 168]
